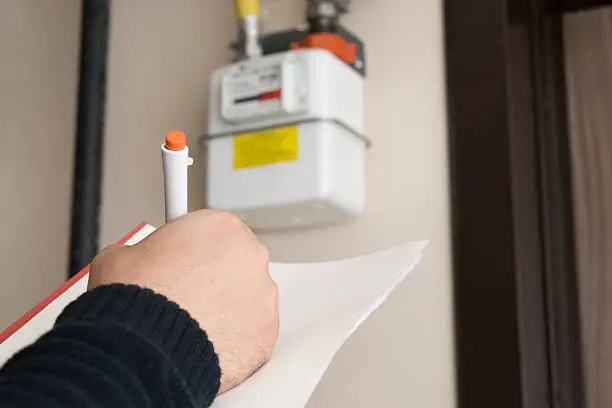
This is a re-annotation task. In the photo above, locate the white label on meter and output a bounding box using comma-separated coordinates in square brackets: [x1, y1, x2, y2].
[222, 64, 284, 122]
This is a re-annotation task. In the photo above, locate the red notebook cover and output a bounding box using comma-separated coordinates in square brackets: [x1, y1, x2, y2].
[0, 222, 152, 365]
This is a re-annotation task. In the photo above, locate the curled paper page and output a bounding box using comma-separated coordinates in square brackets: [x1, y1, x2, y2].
[215, 240, 428, 408]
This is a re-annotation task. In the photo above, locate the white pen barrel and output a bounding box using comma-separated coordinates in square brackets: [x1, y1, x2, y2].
[162, 145, 190, 222]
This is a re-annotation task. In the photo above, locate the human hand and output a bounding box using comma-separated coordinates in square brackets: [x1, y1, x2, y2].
[89, 209, 279, 393]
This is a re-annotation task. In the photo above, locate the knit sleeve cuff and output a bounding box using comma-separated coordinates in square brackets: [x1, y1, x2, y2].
[55, 283, 221, 406]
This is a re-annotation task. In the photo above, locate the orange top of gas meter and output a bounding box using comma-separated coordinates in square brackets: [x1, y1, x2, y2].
[290, 33, 357, 65]
[165, 130, 186, 151]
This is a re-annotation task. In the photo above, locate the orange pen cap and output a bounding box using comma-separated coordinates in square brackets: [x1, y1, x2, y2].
[165, 130, 186, 151]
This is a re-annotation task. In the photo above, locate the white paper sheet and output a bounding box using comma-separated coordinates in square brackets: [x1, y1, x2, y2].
[214, 240, 428, 407]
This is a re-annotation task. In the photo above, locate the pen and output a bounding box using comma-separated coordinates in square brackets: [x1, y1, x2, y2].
[162, 130, 194, 222]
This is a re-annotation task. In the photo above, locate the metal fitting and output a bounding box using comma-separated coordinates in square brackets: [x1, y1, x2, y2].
[307, 0, 351, 32]
[238, 14, 262, 59]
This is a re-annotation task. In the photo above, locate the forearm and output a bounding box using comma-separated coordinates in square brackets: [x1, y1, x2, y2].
[0, 284, 221, 408]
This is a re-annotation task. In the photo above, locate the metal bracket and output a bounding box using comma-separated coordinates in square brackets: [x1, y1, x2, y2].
[202, 117, 371, 149]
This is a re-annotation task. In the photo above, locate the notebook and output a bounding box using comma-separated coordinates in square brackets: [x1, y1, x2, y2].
[0, 222, 427, 407]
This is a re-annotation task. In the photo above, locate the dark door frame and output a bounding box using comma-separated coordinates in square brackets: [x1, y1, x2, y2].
[445, 0, 588, 407]
[561, 0, 612, 12]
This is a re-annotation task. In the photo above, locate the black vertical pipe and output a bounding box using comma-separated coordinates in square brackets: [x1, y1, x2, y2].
[69, 0, 110, 277]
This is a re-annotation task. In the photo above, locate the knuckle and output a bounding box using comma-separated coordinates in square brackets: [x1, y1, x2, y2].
[258, 343, 274, 364]
[256, 242, 270, 263]
[266, 285, 280, 344]
[89, 244, 127, 288]
[94, 244, 130, 273]
[91, 244, 118, 270]
[217, 210, 243, 226]
[268, 279, 279, 300]
[269, 316, 280, 344]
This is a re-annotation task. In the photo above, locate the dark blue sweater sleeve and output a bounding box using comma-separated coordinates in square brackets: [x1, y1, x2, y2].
[0, 284, 221, 408]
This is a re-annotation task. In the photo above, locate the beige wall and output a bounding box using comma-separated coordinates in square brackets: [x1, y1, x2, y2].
[1, 1, 455, 406]
[564, 8, 612, 408]
[0, 0, 80, 328]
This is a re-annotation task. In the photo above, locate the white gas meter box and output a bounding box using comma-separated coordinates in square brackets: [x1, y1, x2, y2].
[205, 48, 367, 230]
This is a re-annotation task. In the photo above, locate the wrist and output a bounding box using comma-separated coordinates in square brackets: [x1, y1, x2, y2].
[56, 283, 221, 405]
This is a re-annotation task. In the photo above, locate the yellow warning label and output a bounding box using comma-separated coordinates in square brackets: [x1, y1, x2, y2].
[233, 126, 298, 170]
